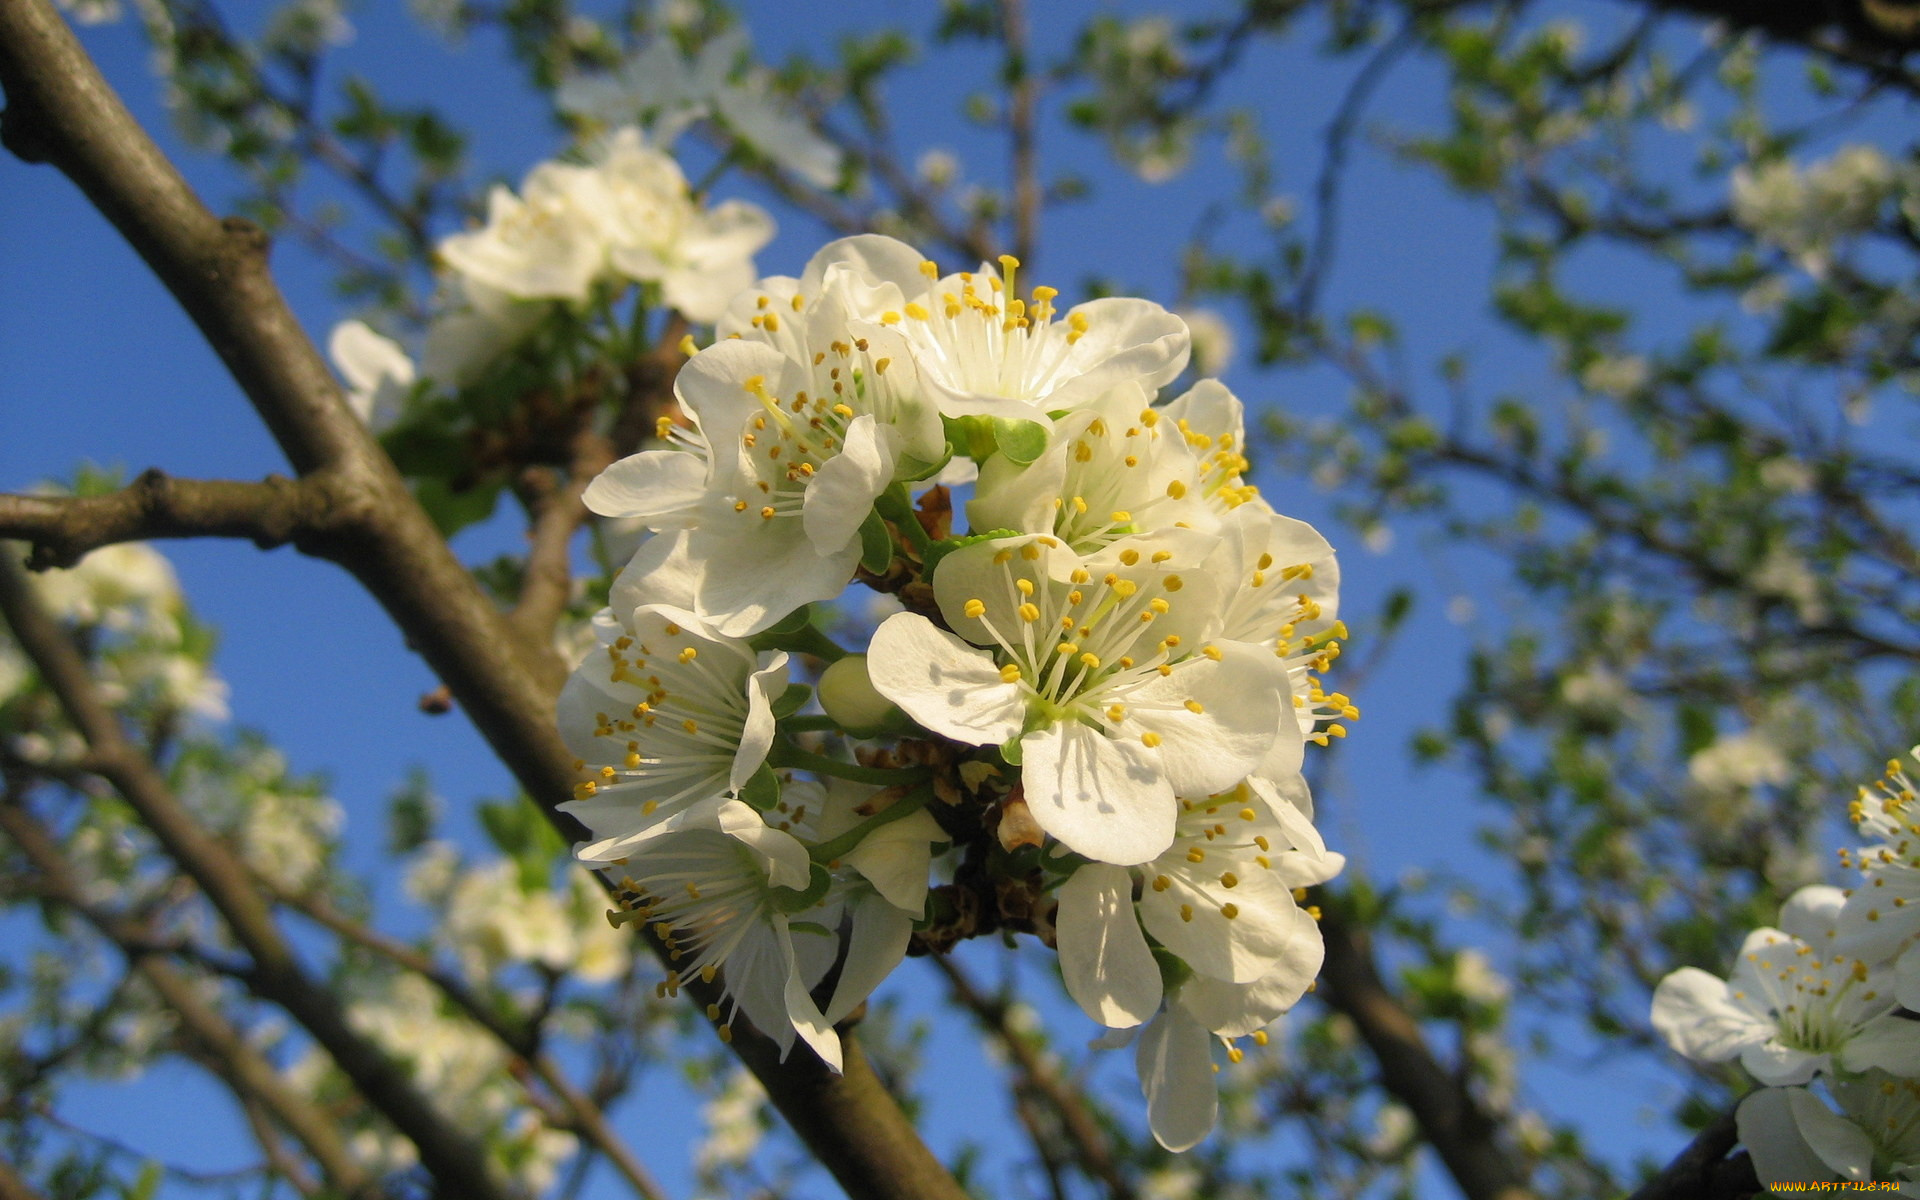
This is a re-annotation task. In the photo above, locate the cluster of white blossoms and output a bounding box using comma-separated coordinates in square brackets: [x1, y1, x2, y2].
[329, 125, 773, 429]
[564, 232, 1350, 1150]
[1653, 749, 1920, 1191]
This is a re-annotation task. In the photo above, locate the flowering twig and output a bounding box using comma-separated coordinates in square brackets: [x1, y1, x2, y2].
[0, 8, 970, 1196]
[271, 884, 672, 1200]
[0, 801, 381, 1200]
[0, 549, 505, 1200]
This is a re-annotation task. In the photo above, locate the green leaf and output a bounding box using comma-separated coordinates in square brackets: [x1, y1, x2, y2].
[769, 862, 834, 912]
[772, 683, 814, 719]
[991, 417, 1049, 464]
[415, 476, 502, 538]
[859, 507, 895, 574]
[740, 762, 782, 811]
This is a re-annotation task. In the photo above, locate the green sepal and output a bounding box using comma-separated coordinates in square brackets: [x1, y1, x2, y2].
[999, 736, 1024, 767]
[771, 682, 814, 719]
[769, 862, 834, 913]
[922, 527, 1022, 581]
[739, 762, 782, 811]
[760, 605, 815, 638]
[1151, 945, 1194, 993]
[943, 414, 998, 460]
[895, 443, 956, 482]
[991, 417, 1050, 464]
[859, 507, 895, 574]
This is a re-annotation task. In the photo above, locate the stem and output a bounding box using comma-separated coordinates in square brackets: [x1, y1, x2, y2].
[807, 785, 933, 864]
[877, 484, 933, 557]
[772, 743, 928, 787]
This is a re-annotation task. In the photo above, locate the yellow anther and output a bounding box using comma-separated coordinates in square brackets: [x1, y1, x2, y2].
[1180, 904, 1194, 922]
[1151, 874, 1171, 891]
[1221, 903, 1240, 919]
[1119, 548, 1141, 566]
[683, 719, 699, 734]
[1000, 663, 1023, 683]
[1166, 480, 1188, 499]
[1018, 602, 1041, 622]
[678, 646, 698, 663]
[1017, 578, 1035, 596]
[965, 598, 987, 619]
[880, 310, 902, 324]
[1142, 731, 1163, 748]
[1079, 652, 1102, 669]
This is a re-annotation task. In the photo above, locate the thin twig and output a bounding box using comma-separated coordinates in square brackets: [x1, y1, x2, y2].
[932, 954, 1139, 1200]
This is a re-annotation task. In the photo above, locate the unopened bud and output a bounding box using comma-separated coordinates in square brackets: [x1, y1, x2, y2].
[818, 655, 904, 736]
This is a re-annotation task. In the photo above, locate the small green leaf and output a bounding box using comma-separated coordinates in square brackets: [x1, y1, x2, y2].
[859, 508, 895, 574]
[992, 417, 1049, 464]
[740, 762, 782, 811]
[769, 863, 834, 912]
[772, 683, 814, 719]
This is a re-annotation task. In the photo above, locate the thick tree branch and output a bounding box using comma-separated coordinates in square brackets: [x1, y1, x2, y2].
[0, 7, 968, 1196]
[1626, 1108, 1759, 1200]
[0, 468, 359, 570]
[0, 801, 381, 1200]
[1314, 904, 1535, 1200]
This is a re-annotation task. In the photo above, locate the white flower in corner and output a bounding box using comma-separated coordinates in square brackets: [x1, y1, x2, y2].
[868, 532, 1280, 865]
[1839, 749, 1920, 964]
[1738, 1073, 1920, 1193]
[559, 605, 787, 858]
[327, 320, 414, 429]
[1651, 885, 1912, 1086]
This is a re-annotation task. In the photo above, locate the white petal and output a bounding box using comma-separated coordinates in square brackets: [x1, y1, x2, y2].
[803, 415, 895, 553]
[823, 892, 912, 1024]
[798, 234, 931, 297]
[1841, 1015, 1920, 1077]
[1899, 945, 1920, 1012]
[1739, 1089, 1841, 1191]
[1022, 723, 1175, 866]
[1137, 1005, 1217, 1152]
[733, 652, 789, 793]
[1785, 1086, 1876, 1180]
[1742, 1039, 1823, 1087]
[1649, 967, 1771, 1064]
[843, 808, 944, 915]
[1780, 885, 1847, 943]
[1125, 643, 1281, 797]
[1056, 864, 1162, 1027]
[1180, 939, 1325, 1036]
[713, 800, 812, 890]
[584, 450, 709, 526]
[1141, 871, 1316, 985]
[866, 614, 1026, 744]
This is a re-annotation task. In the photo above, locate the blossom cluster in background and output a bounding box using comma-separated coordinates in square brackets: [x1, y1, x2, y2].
[564, 224, 1350, 1150]
[1653, 749, 1920, 1190]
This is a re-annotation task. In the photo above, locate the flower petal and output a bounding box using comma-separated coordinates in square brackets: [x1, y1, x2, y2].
[1650, 967, 1770, 1064]
[1057, 863, 1162, 1027]
[867, 614, 1026, 744]
[1022, 722, 1175, 866]
[1137, 1004, 1217, 1152]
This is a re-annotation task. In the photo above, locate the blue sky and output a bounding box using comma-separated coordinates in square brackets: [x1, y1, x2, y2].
[2, 0, 1839, 1193]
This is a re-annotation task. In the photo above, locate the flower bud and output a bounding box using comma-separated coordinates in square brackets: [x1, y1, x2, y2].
[818, 655, 905, 736]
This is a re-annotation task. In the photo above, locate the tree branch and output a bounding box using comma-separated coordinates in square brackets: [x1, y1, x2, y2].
[0, 7, 969, 1196]
[932, 954, 1139, 1200]
[1313, 903, 1535, 1200]
[0, 468, 359, 570]
[1626, 1108, 1759, 1200]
